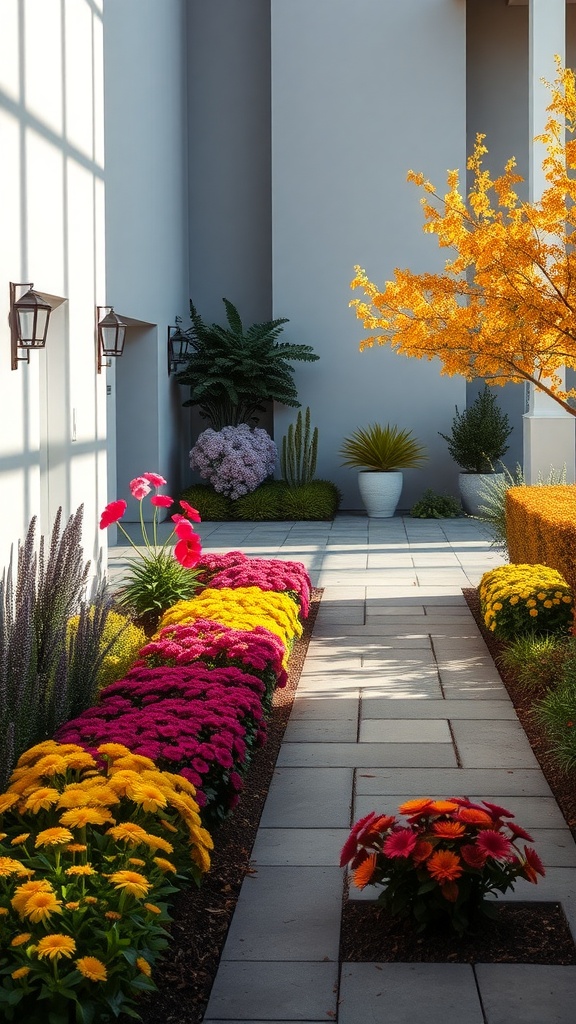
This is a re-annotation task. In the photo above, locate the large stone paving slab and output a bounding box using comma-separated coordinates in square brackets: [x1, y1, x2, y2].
[259, 768, 354, 827]
[204, 961, 339, 1020]
[360, 697, 516, 718]
[354, 768, 553, 797]
[290, 694, 361, 719]
[251, 828, 348, 866]
[283, 718, 358, 743]
[475, 964, 576, 1024]
[220, 866, 342, 961]
[339, 963, 484, 1024]
[358, 719, 451, 743]
[451, 719, 541, 769]
[276, 742, 457, 769]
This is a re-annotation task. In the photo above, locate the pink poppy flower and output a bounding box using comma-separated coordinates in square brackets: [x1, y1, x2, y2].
[100, 500, 127, 529]
[150, 495, 173, 508]
[180, 500, 201, 522]
[476, 830, 515, 861]
[174, 536, 202, 568]
[175, 518, 196, 541]
[142, 472, 167, 487]
[130, 476, 151, 500]
[383, 828, 418, 858]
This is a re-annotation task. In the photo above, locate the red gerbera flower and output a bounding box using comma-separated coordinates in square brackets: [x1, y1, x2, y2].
[481, 800, 514, 819]
[508, 821, 534, 843]
[99, 500, 127, 529]
[523, 845, 545, 883]
[339, 812, 380, 866]
[475, 830, 515, 861]
[383, 828, 418, 858]
[460, 844, 487, 869]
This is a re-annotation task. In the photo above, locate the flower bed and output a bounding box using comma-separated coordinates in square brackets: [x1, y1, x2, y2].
[478, 563, 573, 638]
[0, 532, 311, 1022]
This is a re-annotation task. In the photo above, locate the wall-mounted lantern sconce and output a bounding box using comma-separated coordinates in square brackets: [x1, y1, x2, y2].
[9, 282, 53, 370]
[96, 306, 127, 373]
[167, 319, 192, 375]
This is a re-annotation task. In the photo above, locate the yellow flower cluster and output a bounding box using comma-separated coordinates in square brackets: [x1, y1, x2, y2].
[158, 586, 302, 654]
[478, 563, 573, 638]
[506, 485, 576, 596]
[68, 609, 147, 690]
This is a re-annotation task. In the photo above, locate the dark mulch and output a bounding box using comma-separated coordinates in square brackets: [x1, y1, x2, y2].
[138, 583, 576, 1024]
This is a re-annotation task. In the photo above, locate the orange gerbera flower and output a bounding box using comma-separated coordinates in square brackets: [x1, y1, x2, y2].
[427, 850, 463, 883]
[412, 840, 433, 864]
[353, 853, 377, 890]
[429, 801, 459, 814]
[432, 821, 466, 838]
[457, 808, 493, 827]
[398, 798, 433, 816]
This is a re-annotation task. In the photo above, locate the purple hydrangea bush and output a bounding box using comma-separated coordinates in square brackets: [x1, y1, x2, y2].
[189, 424, 277, 499]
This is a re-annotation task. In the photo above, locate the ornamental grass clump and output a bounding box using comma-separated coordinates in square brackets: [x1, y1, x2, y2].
[340, 798, 545, 936]
[189, 424, 277, 499]
[0, 740, 212, 1023]
[67, 607, 147, 692]
[478, 564, 573, 638]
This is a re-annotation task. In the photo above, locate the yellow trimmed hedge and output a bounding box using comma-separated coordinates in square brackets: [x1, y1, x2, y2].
[506, 485, 576, 594]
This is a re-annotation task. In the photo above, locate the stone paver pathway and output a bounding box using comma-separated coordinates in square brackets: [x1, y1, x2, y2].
[110, 514, 576, 1023]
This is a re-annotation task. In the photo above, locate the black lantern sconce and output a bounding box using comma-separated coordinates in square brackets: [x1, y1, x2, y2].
[167, 318, 192, 375]
[9, 282, 53, 370]
[96, 306, 127, 373]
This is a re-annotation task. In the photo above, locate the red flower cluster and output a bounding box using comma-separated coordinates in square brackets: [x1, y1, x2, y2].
[340, 797, 545, 934]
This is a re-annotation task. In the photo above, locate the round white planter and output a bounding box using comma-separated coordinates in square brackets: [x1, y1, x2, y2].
[358, 471, 403, 518]
[458, 472, 504, 516]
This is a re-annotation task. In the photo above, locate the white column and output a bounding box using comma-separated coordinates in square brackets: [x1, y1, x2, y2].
[524, 0, 575, 483]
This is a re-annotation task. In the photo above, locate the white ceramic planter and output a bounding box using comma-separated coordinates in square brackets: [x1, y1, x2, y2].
[459, 472, 504, 516]
[358, 471, 403, 518]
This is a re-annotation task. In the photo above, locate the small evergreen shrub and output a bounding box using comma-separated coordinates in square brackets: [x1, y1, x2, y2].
[478, 563, 574, 638]
[439, 386, 511, 473]
[180, 484, 233, 520]
[410, 489, 461, 518]
[234, 481, 289, 520]
[281, 480, 341, 520]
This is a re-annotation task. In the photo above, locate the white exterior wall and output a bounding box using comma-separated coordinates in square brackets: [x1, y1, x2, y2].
[103, 0, 191, 519]
[0, 0, 107, 569]
[271, 0, 467, 510]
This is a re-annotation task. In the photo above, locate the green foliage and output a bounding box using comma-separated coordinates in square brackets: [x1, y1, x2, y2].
[475, 462, 567, 554]
[179, 484, 233, 521]
[534, 681, 576, 772]
[234, 481, 289, 521]
[281, 407, 318, 485]
[175, 298, 319, 429]
[339, 424, 427, 471]
[498, 633, 570, 692]
[0, 507, 120, 790]
[410, 489, 461, 519]
[439, 386, 512, 473]
[281, 480, 341, 520]
[116, 551, 201, 630]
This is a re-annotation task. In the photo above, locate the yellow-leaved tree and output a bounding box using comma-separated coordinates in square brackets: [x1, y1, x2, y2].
[350, 60, 576, 415]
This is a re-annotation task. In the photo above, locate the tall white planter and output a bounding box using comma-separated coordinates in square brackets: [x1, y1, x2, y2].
[358, 471, 403, 518]
[459, 472, 504, 516]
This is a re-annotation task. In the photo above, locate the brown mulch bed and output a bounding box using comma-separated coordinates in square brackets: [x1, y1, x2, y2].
[139, 584, 576, 1024]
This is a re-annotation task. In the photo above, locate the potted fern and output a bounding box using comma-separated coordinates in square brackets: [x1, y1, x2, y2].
[175, 298, 319, 429]
[339, 424, 427, 517]
[439, 386, 512, 515]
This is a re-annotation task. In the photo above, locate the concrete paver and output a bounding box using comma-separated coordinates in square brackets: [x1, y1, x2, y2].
[475, 965, 576, 1024]
[339, 963, 485, 1024]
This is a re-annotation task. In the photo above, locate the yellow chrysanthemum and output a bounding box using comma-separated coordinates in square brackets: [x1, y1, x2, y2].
[129, 783, 168, 813]
[144, 902, 162, 915]
[97, 743, 133, 759]
[24, 788, 60, 813]
[190, 844, 211, 873]
[106, 822, 150, 845]
[83, 896, 98, 905]
[109, 870, 150, 898]
[59, 807, 115, 828]
[0, 793, 20, 813]
[136, 956, 152, 977]
[140, 834, 174, 855]
[11, 933, 32, 947]
[65, 901, 80, 911]
[11, 966, 30, 980]
[529, 608, 539, 617]
[65, 843, 88, 854]
[10, 834, 31, 846]
[35, 827, 74, 848]
[0, 907, 9, 916]
[105, 910, 122, 921]
[128, 858, 146, 867]
[0, 857, 30, 877]
[11, 880, 54, 915]
[23, 890, 63, 924]
[36, 933, 76, 961]
[75, 956, 107, 982]
[65, 864, 95, 877]
[153, 857, 177, 874]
